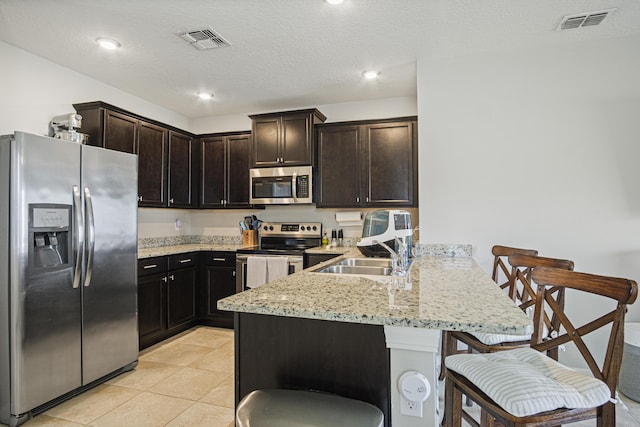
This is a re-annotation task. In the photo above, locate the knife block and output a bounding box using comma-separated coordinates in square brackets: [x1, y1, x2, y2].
[242, 230, 258, 247]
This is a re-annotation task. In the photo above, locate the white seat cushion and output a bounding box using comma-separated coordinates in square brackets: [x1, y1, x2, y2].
[469, 331, 531, 345]
[445, 347, 611, 417]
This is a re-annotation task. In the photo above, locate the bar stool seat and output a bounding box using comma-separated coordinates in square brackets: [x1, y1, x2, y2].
[236, 389, 384, 427]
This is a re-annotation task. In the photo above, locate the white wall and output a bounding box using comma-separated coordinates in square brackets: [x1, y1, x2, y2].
[0, 41, 189, 136]
[189, 96, 418, 134]
[417, 34, 640, 367]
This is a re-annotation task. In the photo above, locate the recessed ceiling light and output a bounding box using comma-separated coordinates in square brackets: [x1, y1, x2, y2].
[197, 92, 214, 100]
[326, 0, 344, 4]
[362, 70, 380, 80]
[96, 38, 121, 50]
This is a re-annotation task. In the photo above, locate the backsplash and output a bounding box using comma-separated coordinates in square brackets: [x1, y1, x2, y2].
[414, 243, 472, 258]
[139, 235, 472, 258]
[138, 235, 242, 249]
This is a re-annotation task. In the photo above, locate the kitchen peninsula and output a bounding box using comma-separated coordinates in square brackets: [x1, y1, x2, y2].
[218, 247, 532, 427]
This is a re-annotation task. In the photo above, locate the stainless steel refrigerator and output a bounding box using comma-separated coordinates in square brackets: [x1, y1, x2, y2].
[0, 131, 139, 426]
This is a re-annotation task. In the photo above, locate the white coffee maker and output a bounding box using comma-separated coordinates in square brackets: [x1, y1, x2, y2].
[356, 210, 412, 258]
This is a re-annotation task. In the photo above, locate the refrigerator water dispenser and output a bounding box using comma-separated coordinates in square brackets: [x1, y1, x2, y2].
[29, 204, 71, 268]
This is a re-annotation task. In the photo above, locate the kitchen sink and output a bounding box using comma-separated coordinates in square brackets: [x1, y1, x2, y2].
[334, 257, 392, 268]
[314, 264, 393, 276]
[310, 256, 411, 277]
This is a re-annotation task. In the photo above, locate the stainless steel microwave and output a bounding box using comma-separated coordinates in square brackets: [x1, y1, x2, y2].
[249, 166, 313, 205]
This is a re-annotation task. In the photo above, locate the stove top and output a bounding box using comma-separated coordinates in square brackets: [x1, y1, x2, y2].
[240, 221, 323, 255]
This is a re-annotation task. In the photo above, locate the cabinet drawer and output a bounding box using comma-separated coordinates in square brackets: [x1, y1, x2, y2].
[168, 252, 197, 270]
[138, 257, 167, 277]
[205, 252, 236, 267]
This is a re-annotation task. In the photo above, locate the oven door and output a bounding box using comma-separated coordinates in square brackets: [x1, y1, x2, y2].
[236, 254, 303, 292]
[249, 166, 312, 204]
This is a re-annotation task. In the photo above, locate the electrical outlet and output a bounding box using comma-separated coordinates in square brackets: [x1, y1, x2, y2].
[400, 395, 423, 417]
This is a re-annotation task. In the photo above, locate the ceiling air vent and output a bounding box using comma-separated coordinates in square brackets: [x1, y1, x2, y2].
[180, 27, 231, 50]
[556, 8, 616, 31]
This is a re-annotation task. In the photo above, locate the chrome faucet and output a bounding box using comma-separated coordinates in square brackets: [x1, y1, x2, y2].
[375, 238, 409, 276]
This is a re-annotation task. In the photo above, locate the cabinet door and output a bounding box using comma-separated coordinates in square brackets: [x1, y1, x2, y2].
[168, 131, 193, 208]
[138, 273, 166, 348]
[167, 267, 197, 330]
[252, 117, 280, 167]
[316, 125, 361, 207]
[226, 134, 251, 207]
[137, 121, 168, 207]
[104, 110, 137, 154]
[200, 136, 226, 208]
[364, 121, 417, 206]
[281, 112, 313, 166]
[204, 267, 236, 327]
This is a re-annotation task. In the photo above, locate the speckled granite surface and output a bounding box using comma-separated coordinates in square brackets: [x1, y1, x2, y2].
[217, 254, 532, 335]
[140, 241, 474, 260]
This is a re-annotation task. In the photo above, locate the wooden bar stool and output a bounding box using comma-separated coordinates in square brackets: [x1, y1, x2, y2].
[444, 267, 638, 427]
[439, 245, 538, 381]
[236, 389, 384, 427]
[446, 253, 573, 358]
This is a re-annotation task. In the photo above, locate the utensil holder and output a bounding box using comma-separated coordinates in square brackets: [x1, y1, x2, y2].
[242, 230, 258, 247]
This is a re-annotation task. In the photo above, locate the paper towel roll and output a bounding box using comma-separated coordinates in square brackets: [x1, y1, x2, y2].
[335, 211, 362, 227]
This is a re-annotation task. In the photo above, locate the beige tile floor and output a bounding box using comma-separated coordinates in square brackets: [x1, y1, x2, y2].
[3, 325, 640, 426]
[19, 326, 235, 427]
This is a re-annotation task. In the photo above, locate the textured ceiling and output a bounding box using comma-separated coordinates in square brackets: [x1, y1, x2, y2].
[1, 0, 639, 119]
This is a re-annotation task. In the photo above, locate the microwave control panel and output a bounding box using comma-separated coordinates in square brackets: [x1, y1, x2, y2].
[296, 175, 309, 198]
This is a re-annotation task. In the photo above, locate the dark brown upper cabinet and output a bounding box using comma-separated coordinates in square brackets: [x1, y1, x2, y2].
[73, 101, 195, 208]
[199, 132, 251, 208]
[168, 131, 194, 208]
[249, 109, 326, 167]
[137, 121, 168, 207]
[316, 117, 418, 208]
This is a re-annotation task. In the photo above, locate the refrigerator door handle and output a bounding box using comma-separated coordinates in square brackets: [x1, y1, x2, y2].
[72, 185, 84, 289]
[84, 186, 96, 287]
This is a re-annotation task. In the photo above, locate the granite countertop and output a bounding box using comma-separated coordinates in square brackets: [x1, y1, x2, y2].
[138, 243, 248, 259]
[217, 254, 533, 335]
[138, 243, 350, 259]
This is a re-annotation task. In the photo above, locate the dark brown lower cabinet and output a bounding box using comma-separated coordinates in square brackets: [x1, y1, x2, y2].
[137, 253, 198, 350]
[167, 265, 197, 331]
[200, 252, 236, 328]
[303, 252, 340, 269]
[138, 257, 167, 349]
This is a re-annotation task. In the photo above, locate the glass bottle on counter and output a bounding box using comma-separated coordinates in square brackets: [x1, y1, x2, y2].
[330, 229, 338, 247]
[322, 232, 329, 247]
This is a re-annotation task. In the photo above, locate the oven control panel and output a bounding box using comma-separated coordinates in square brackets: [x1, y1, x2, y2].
[260, 222, 322, 238]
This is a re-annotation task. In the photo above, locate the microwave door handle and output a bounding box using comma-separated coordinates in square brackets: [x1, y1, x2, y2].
[292, 171, 298, 202]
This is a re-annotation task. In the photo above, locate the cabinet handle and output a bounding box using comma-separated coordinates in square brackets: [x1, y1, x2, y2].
[162, 276, 168, 282]
[143, 264, 157, 269]
[169, 274, 175, 280]
[233, 271, 236, 277]
[366, 196, 369, 203]
[137, 196, 143, 202]
[169, 198, 174, 204]
[221, 199, 224, 205]
[179, 259, 192, 263]
[213, 258, 226, 261]
[356, 197, 360, 203]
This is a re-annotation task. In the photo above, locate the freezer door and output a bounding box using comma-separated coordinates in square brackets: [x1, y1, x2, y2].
[81, 145, 138, 384]
[8, 133, 82, 415]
